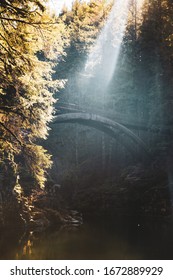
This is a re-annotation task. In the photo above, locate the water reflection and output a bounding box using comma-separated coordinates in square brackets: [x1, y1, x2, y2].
[16, 231, 34, 259]
[0, 218, 173, 260]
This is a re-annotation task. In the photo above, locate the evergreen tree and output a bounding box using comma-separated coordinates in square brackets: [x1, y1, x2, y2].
[0, 0, 68, 189]
[53, 0, 111, 108]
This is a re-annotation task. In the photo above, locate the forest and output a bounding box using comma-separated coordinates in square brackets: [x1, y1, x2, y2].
[1, 0, 173, 260]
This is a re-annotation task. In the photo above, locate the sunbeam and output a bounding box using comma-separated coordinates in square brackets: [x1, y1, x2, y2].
[85, 0, 130, 86]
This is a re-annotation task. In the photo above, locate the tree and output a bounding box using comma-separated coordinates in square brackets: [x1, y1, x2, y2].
[0, 0, 68, 189]
[117, 0, 173, 150]
[55, 0, 112, 107]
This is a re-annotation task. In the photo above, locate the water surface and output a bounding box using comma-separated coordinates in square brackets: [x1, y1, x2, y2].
[0, 217, 173, 260]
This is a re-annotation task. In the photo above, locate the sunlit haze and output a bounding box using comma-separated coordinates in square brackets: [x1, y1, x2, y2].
[47, 0, 145, 15]
[47, 0, 89, 15]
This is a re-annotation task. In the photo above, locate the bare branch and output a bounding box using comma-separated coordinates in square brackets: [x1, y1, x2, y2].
[0, 17, 59, 25]
[0, 107, 26, 120]
[0, 33, 17, 52]
[0, 121, 23, 146]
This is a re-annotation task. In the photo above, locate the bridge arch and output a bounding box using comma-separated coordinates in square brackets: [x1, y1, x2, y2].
[53, 113, 150, 157]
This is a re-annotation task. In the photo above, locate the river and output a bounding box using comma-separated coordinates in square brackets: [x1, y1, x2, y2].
[0, 216, 173, 260]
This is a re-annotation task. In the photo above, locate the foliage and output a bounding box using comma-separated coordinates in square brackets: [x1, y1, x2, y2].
[139, 0, 173, 128]
[109, 0, 173, 129]
[54, 0, 112, 81]
[61, 0, 111, 51]
[0, 0, 68, 188]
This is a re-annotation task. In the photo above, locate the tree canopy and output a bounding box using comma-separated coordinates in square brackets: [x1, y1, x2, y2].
[0, 0, 68, 189]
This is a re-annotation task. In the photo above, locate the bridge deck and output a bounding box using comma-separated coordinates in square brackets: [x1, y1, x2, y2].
[55, 103, 173, 135]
